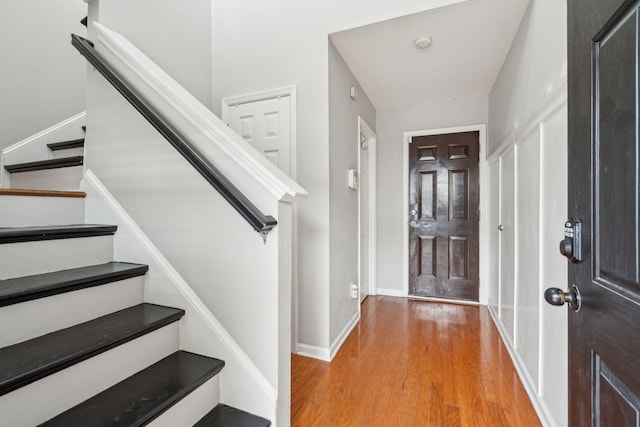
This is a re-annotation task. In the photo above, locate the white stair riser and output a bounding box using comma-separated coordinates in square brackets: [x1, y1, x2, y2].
[0, 196, 84, 227]
[0, 277, 144, 347]
[0, 236, 113, 279]
[147, 375, 220, 427]
[9, 166, 83, 191]
[52, 148, 84, 159]
[0, 323, 180, 427]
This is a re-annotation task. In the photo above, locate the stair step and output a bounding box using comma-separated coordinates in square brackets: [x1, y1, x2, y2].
[80, 16, 87, 27]
[82, 126, 86, 132]
[0, 303, 184, 397]
[195, 404, 271, 427]
[0, 262, 148, 308]
[0, 189, 85, 198]
[47, 139, 85, 151]
[41, 351, 224, 427]
[0, 224, 116, 244]
[4, 156, 83, 174]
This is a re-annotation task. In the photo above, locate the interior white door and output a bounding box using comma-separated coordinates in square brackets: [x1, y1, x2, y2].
[226, 96, 291, 175]
[359, 133, 369, 303]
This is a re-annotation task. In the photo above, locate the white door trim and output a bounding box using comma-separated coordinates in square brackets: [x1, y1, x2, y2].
[358, 117, 378, 304]
[221, 86, 300, 352]
[402, 124, 488, 304]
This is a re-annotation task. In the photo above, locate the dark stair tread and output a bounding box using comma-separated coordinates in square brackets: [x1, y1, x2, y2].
[195, 404, 271, 427]
[0, 262, 148, 307]
[0, 303, 184, 396]
[0, 189, 86, 198]
[47, 139, 85, 151]
[4, 156, 83, 173]
[82, 126, 86, 132]
[80, 16, 87, 27]
[0, 224, 117, 244]
[41, 351, 225, 427]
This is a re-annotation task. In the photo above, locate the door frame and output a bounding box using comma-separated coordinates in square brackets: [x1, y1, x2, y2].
[221, 86, 300, 351]
[402, 124, 488, 304]
[358, 117, 378, 304]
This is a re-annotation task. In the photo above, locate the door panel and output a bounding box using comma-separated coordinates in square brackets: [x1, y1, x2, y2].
[408, 131, 479, 301]
[539, 104, 568, 425]
[488, 161, 500, 312]
[515, 130, 541, 384]
[499, 147, 516, 343]
[568, 0, 640, 424]
[226, 96, 291, 175]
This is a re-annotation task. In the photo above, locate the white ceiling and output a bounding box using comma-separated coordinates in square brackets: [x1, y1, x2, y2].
[330, 0, 529, 110]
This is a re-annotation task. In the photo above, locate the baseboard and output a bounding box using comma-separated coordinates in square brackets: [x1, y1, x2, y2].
[409, 295, 480, 306]
[295, 344, 330, 362]
[376, 288, 405, 297]
[329, 310, 359, 360]
[487, 306, 556, 427]
[82, 169, 277, 422]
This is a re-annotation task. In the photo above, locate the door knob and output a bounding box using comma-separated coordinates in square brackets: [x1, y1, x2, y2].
[497, 224, 503, 231]
[544, 285, 581, 311]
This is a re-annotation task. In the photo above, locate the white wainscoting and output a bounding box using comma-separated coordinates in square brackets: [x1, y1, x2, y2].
[487, 87, 568, 427]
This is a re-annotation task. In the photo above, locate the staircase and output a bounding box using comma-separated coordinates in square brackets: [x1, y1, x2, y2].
[0, 129, 271, 425]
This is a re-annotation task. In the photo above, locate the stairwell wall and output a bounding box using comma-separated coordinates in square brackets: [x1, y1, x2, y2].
[0, 0, 86, 152]
[84, 2, 289, 423]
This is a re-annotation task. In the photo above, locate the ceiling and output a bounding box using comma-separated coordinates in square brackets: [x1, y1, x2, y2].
[330, 0, 530, 110]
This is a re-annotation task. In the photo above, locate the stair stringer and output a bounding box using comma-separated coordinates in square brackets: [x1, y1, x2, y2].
[0, 112, 86, 189]
[82, 170, 277, 424]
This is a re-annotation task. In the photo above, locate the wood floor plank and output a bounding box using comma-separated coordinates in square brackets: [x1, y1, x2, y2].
[292, 297, 541, 426]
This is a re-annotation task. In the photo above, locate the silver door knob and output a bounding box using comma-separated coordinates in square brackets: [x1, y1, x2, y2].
[409, 209, 417, 216]
[544, 285, 581, 311]
[497, 224, 503, 231]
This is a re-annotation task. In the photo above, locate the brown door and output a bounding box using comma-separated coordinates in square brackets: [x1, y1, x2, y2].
[565, 0, 640, 424]
[408, 131, 479, 302]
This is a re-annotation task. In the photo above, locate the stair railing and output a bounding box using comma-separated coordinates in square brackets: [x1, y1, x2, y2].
[71, 35, 277, 241]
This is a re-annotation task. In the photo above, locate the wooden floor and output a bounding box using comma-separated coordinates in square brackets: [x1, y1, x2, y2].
[291, 296, 541, 426]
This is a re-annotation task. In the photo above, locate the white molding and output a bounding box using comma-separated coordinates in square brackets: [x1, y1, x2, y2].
[83, 170, 278, 404]
[487, 82, 568, 163]
[488, 306, 556, 427]
[296, 309, 359, 362]
[0, 112, 87, 188]
[357, 117, 378, 304]
[402, 124, 488, 302]
[93, 22, 307, 203]
[295, 344, 331, 362]
[376, 288, 405, 298]
[329, 310, 359, 361]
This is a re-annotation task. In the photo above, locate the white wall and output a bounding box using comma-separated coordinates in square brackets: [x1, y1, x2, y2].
[375, 97, 488, 295]
[0, 0, 87, 151]
[211, 0, 460, 354]
[90, 0, 212, 108]
[487, 0, 567, 425]
[328, 41, 375, 351]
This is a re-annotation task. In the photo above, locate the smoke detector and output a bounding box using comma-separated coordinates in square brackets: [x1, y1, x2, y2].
[414, 37, 433, 50]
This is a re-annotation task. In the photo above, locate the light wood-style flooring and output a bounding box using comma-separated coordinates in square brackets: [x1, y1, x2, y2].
[292, 296, 541, 426]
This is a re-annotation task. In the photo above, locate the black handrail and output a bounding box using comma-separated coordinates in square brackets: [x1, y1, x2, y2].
[71, 34, 277, 239]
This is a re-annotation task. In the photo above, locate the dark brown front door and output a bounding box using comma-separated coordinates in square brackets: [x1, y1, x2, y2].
[568, 0, 640, 425]
[408, 131, 479, 302]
